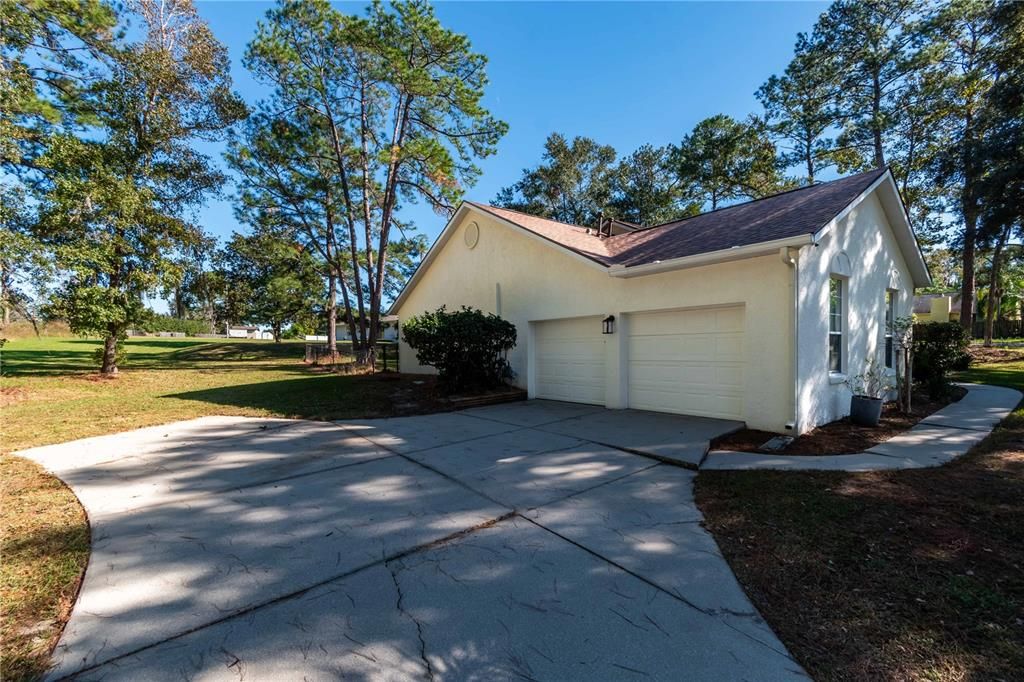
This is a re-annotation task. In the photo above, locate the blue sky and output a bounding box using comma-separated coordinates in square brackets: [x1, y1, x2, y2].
[194, 0, 830, 248]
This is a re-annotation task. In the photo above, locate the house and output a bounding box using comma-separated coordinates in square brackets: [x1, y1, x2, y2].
[226, 325, 272, 340]
[335, 315, 400, 342]
[304, 316, 400, 343]
[913, 292, 962, 323]
[391, 167, 930, 434]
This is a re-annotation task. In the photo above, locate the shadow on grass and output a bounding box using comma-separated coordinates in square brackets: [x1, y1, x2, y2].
[63, 338, 211, 350]
[2, 341, 313, 377]
[163, 373, 418, 421]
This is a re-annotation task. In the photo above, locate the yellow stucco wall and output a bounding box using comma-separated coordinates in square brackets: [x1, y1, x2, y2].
[395, 210, 796, 431]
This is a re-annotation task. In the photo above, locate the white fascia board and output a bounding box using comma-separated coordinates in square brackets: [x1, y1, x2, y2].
[608, 234, 814, 279]
[812, 170, 931, 288]
[812, 172, 889, 243]
[877, 174, 932, 288]
[389, 203, 609, 314]
[480, 212, 611, 274]
[388, 203, 471, 314]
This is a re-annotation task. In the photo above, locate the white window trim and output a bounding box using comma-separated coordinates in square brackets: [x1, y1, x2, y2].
[884, 289, 896, 372]
[829, 276, 846, 378]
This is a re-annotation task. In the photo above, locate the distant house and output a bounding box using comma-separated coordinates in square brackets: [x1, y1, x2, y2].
[913, 293, 962, 323]
[336, 315, 400, 342]
[303, 316, 400, 343]
[226, 325, 272, 340]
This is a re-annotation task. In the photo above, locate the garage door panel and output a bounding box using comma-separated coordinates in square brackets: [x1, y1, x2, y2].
[535, 317, 605, 405]
[715, 334, 744, 360]
[628, 307, 746, 420]
[630, 366, 743, 392]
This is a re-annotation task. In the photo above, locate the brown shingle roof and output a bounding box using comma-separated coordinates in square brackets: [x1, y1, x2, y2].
[471, 168, 889, 269]
[465, 203, 617, 265]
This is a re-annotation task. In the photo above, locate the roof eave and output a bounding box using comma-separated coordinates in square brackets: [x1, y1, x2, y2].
[389, 202, 610, 315]
[878, 172, 932, 288]
[608, 234, 815, 279]
[388, 203, 473, 315]
[812, 170, 931, 288]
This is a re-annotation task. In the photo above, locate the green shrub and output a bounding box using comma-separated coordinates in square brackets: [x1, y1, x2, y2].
[913, 322, 971, 399]
[401, 306, 516, 392]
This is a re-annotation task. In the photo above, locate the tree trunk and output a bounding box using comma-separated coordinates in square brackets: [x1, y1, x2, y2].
[872, 70, 884, 168]
[960, 208, 978, 330]
[806, 141, 814, 185]
[984, 227, 1010, 347]
[336, 272, 359, 357]
[327, 272, 338, 355]
[273, 322, 282, 343]
[0, 263, 7, 327]
[100, 331, 119, 375]
[903, 347, 912, 413]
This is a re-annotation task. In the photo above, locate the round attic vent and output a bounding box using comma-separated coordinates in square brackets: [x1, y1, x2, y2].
[464, 221, 480, 249]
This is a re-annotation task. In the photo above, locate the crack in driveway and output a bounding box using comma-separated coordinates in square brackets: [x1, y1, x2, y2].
[24, 407, 805, 680]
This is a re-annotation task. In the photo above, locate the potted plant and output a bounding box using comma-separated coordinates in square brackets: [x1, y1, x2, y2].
[846, 360, 895, 427]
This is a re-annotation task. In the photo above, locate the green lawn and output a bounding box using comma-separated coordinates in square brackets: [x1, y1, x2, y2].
[696, 351, 1024, 681]
[1, 336, 405, 452]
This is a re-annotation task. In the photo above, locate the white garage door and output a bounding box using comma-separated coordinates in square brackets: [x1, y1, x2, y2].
[628, 306, 745, 420]
[534, 317, 605, 404]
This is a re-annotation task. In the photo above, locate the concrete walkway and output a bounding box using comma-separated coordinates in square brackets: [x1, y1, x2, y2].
[702, 383, 1021, 471]
[17, 404, 799, 681]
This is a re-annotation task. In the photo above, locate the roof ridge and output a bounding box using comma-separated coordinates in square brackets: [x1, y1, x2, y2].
[605, 167, 888, 241]
[469, 168, 887, 242]
[466, 201, 595, 233]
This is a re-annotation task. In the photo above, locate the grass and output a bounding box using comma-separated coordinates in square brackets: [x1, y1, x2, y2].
[0, 336, 406, 452]
[0, 335, 421, 680]
[0, 455, 90, 682]
[696, 349, 1024, 681]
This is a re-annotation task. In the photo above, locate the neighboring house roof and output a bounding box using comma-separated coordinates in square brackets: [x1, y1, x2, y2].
[392, 167, 931, 313]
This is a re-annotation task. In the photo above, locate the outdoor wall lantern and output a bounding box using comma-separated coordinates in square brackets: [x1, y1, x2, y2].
[602, 315, 615, 334]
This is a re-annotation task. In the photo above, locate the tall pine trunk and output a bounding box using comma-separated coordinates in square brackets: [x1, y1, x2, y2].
[983, 226, 1010, 347]
[872, 70, 884, 168]
[960, 207, 978, 331]
[327, 272, 338, 355]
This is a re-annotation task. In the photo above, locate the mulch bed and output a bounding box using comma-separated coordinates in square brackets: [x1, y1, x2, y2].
[711, 387, 968, 455]
[350, 373, 525, 417]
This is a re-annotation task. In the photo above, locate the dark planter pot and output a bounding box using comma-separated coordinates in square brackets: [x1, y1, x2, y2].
[850, 395, 883, 426]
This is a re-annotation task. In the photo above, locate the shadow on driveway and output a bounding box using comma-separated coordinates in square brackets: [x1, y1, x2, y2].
[18, 406, 805, 681]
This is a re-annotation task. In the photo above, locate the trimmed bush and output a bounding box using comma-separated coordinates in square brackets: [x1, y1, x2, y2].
[401, 306, 516, 392]
[913, 322, 971, 399]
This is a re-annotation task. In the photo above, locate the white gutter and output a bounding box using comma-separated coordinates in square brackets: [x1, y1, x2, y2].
[608, 234, 815, 279]
[781, 245, 802, 433]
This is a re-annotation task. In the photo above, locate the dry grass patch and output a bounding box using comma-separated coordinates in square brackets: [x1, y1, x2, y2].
[0, 455, 90, 682]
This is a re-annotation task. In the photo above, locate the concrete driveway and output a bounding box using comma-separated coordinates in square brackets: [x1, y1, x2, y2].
[20, 401, 806, 681]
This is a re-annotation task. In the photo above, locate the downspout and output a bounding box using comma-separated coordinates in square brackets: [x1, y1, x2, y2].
[781, 246, 801, 433]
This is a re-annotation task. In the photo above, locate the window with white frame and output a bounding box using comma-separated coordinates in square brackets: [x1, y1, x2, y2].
[829, 277, 844, 373]
[884, 290, 896, 369]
